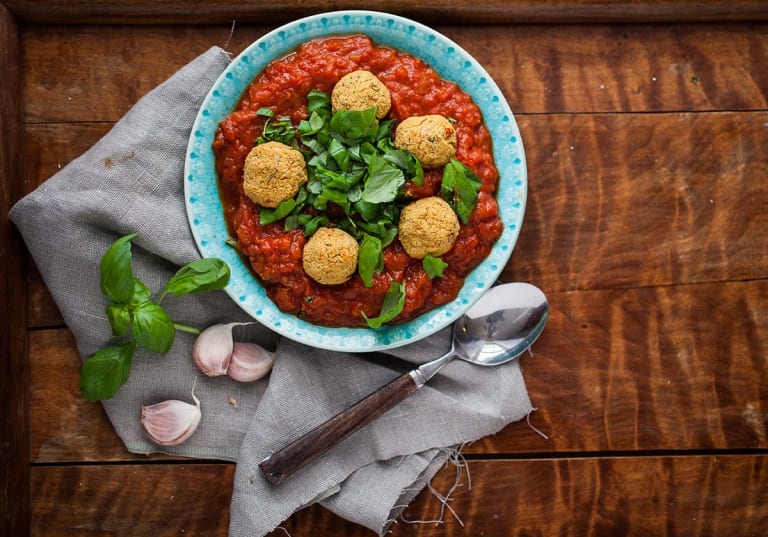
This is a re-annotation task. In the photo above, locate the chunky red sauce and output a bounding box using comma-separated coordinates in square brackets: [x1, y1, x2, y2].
[213, 35, 503, 327]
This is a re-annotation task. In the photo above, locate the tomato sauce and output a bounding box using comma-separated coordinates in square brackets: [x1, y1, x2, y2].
[213, 35, 503, 327]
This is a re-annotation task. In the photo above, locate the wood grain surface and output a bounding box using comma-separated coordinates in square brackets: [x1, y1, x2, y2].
[0, 5, 30, 536]
[5, 6, 768, 537]
[31, 456, 768, 536]
[22, 23, 768, 123]
[5, 0, 768, 25]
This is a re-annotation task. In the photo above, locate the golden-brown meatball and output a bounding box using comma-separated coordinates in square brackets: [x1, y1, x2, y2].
[243, 141, 307, 208]
[394, 115, 457, 168]
[302, 227, 360, 285]
[331, 70, 391, 120]
[398, 196, 460, 259]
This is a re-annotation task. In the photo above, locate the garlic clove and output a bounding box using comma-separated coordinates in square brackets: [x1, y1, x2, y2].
[192, 322, 242, 376]
[141, 392, 201, 446]
[226, 342, 275, 383]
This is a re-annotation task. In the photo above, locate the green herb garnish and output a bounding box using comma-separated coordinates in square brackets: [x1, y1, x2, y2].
[423, 254, 448, 279]
[358, 234, 384, 287]
[250, 90, 482, 328]
[255, 107, 298, 147]
[440, 158, 482, 224]
[363, 280, 406, 328]
[81, 233, 230, 401]
[253, 90, 424, 291]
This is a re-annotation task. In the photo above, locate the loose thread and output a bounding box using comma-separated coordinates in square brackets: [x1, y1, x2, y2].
[398, 445, 470, 528]
[526, 407, 550, 440]
[275, 527, 292, 537]
[223, 19, 237, 52]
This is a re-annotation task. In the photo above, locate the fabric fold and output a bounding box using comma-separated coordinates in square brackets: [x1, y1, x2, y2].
[11, 45, 534, 537]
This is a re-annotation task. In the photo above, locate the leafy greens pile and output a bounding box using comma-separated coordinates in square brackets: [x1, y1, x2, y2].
[254, 89, 482, 327]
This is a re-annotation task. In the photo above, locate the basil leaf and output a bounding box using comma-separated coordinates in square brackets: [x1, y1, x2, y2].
[317, 165, 358, 191]
[423, 254, 448, 279]
[363, 280, 406, 329]
[314, 186, 351, 214]
[382, 148, 410, 170]
[300, 109, 329, 137]
[330, 108, 379, 142]
[100, 232, 138, 304]
[347, 185, 363, 203]
[80, 341, 136, 401]
[362, 154, 405, 204]
[259, 115, 297, 146]
[132, 302, 175, 355]
[128, 278, 151, 308]
[307, 89, 330, 113]
[260, 198, 298, 225]
[106, 304, 131, 336]
[407, 154, 424, 186]
[358, 234, 383, 288]
[380, 226, 399, 248]
[354, 199, 381, 222]
[329, 138, 350, 171]
[441, 159, 482, 224]
[256, 107, 275, 118]
[163, 258, 231, 297]
[303, 215, 330, 236]
[376, 119, 395, 141]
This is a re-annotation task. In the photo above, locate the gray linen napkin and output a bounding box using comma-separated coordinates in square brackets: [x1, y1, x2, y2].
[10, 46, 533, 535]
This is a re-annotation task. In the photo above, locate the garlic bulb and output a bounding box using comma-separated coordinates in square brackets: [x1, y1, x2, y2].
[192, 322, 242, 376]
[227, 342, 275, 382]
[141, 391, 201, 446]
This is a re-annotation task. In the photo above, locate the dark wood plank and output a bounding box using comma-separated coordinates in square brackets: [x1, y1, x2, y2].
[22, 25, 264, 124]
[31, 463, 236, 536]
[485, 279, 768, 453]
[503, 111, 768, 291]
[0, 5, 30, 536]
[30, 455, 768, 536]
[6, 0, 768, 25]
[22, 23, 768, 123]
[29, 280, 768, 463]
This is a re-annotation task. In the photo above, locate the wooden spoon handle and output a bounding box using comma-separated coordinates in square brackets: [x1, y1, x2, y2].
[259, 371, 421, 485]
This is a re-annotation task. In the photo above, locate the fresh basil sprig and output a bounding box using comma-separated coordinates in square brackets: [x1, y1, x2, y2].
[80, 233, 230, 402]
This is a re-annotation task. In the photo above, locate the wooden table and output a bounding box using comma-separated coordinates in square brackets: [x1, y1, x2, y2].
[2, 2, 767, 535]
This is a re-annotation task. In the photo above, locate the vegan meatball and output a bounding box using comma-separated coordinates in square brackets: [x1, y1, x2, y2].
[243, 141, 307, 208]
[331, 70, 391, 120]
[394, 115, 457, 168]
[398, 196, 460, 259]
[302, 227, 360, 285]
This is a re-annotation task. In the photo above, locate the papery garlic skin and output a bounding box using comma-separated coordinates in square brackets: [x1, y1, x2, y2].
[227, 342, 275, 382]
[141, 392, 201, 446]
[192, 322, 241, 376]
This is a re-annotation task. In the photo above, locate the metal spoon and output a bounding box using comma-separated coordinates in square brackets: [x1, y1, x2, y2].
[259, 282, 549, 485]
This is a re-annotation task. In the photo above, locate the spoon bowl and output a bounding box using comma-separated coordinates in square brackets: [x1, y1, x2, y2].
[456, 282, 549, 365]
[260, 282, 549, 485]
